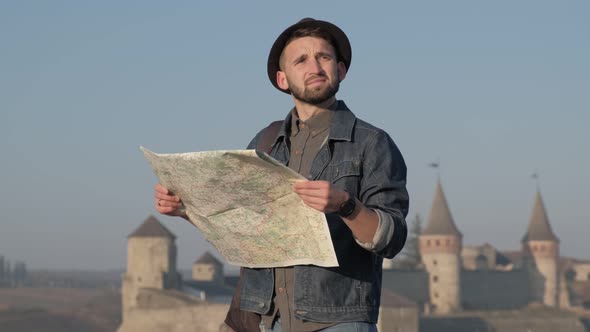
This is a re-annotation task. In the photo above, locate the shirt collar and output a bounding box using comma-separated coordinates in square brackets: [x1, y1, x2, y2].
[276, 100, 356, 143]
[290, 107, 333, 137]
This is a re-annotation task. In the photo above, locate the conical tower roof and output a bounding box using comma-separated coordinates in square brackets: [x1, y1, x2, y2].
[422, 180, 462, 237]
[522, 191, 558, 243]
[128, 215, 176, 239]
[195, 251, 222, 265]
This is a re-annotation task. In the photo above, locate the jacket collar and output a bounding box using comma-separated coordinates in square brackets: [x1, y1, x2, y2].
[275, 100, 356, 145]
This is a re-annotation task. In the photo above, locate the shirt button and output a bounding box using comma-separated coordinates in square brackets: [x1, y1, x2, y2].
[300, 123, 306, 129]
[295, 149, 301, 155]
[311, 130, 317, 135]
[278, 287, 286, 294]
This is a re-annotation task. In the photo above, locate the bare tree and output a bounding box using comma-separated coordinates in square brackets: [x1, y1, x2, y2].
[392, 214, 422, 269]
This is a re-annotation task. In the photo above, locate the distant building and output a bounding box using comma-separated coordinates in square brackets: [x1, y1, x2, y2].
[0, 256, 28, 287]
[118, 216, 234, 332]
[0, 255, 5, 282]
[419, 180, 463, 314]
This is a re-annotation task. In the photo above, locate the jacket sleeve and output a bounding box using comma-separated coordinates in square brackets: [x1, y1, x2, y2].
[246, 129, 264, 149]
[359, 130, 409, 259]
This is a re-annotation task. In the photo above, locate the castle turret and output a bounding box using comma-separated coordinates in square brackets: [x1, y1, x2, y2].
[192, 252, 224, 284]
[522, 191, 560, 307]
[122, 216, 182, 317]
[419, 180, 462, 314]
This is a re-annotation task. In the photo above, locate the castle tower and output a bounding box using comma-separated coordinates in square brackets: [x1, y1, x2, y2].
[192, 252, 224, 284]
[522, 191, 560, 307]
[419, 180, 463, 314]
[122, 216, 182, 317]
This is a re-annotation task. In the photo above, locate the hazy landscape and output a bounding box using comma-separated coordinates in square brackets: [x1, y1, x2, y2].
[0, 270, 122, 332]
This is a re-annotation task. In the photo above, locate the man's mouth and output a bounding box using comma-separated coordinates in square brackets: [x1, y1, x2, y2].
[306, 77, 327, 86]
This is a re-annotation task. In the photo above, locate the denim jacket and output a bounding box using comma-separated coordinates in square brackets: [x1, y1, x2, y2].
[240, 100, 409, 323]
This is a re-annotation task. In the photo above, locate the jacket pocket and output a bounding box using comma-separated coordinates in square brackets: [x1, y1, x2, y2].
[325, 160, 361, 194]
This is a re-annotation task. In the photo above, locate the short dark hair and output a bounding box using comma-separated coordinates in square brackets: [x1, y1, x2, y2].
[278, 27, 341, 71]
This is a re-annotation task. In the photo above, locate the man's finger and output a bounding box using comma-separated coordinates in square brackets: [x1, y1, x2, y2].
[293, 180, 330, 190]
[155, 191, 181, 202]
[157, 206, 178, 214]
[301, 201, 328, 213]
[298, 195, 328, 204]
[155, 183, 169, 194]
[155, 198, 181, 208]
[294, 188, 331, 199]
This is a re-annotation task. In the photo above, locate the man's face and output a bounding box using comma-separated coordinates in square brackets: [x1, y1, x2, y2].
[277, 36, 347, 105]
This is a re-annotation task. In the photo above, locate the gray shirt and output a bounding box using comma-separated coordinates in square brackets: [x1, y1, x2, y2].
[262, 107, 336, 331]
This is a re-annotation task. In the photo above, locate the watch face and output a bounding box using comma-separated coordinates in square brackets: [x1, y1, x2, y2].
[339, 198, 356, 217]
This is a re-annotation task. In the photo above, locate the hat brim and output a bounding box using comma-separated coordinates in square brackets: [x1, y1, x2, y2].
[267, 19, 352, 94]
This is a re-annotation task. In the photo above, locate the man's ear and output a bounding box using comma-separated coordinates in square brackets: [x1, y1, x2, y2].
[338, 62, 347, 82]
[277, 71, 289, 90]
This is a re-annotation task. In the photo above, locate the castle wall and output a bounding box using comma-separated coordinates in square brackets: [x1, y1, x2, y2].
[537, 257, 558, 306]
[382, 258, 394, 269]
[127, 237, 175, 289]
[193, 263, 223, 283]
[559, 271, 571, 308]
[525, 240, 559, 307]
[573, 263, 590, 281]
[462, 245, 497, 270]
[461, 269, 529, 310]
[123, 237, 182, 317]
[461, 247, 479, 270]
[422, 253, 461, 313]
[378, 306, 419, 332]
[117, 302, 230, 332]
[381, 270, 429, 309]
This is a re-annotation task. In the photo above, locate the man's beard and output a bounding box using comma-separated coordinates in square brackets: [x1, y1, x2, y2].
[288, 75, 340, 105]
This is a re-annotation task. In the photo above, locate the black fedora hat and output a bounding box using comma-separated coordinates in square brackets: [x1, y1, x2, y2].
[267, 18, 352, 94]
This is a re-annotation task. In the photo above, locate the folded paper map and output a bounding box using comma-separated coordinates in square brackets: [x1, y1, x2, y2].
[141, 147, 338, 268]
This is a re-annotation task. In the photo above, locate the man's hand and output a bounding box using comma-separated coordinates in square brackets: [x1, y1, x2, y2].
[154, 183, 186, 218]
[294, 180, 379, 243]
[293, 180, 348, 213]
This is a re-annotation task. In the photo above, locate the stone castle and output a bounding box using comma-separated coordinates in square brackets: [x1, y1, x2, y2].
[381, 180, 590, 315]
[118, 181, 590, 332]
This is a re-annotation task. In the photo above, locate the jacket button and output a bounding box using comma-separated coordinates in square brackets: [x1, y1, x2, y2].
[258, 302, 265, 308]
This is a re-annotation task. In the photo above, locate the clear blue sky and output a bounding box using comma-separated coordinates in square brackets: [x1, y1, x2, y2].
[1, 1, 588, 271]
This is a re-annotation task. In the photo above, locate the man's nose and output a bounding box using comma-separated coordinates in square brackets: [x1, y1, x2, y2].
[307, 58, 325, 74]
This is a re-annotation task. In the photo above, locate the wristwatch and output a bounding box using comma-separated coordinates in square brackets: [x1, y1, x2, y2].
[337, 192, 357, 218]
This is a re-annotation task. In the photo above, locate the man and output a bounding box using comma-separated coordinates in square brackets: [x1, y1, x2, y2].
[155, 18, 409, 332]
